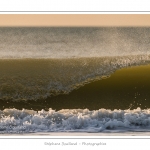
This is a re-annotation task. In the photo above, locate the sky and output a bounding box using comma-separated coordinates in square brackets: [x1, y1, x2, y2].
[0, 14, 150, 26]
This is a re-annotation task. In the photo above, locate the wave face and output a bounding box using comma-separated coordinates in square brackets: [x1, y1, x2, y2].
[0, 56, 150, 101]
[0, 108, 150, 133]
[0, 27, 150, 58]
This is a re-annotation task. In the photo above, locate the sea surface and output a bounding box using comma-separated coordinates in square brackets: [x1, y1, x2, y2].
[0, 27, 150, 134]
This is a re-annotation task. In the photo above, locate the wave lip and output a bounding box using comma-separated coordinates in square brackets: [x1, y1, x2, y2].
[0, 108, 150, 133]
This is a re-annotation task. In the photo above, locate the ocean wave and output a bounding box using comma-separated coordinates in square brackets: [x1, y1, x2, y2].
[1, 27, 150, 101]
[0, 55, 150, 101]
[0, 107, 150, 133]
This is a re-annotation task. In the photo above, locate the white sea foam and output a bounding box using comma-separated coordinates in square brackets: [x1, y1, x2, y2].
[0, 108, 150, 133]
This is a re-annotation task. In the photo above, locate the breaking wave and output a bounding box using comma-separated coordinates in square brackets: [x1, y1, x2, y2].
[0, 27, 150, 58]
[0, 55, 150, 101]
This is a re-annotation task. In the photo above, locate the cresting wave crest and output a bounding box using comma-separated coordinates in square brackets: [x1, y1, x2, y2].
[0, 27, 150, 101]
[0, 107, 150, 133]
[0, 55, 150, 101]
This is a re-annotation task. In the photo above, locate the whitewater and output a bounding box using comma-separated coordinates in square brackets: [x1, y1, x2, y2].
[1, 108, 150, 134]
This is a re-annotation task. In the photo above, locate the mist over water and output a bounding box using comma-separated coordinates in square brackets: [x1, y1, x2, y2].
[0, 27, 150, 58]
